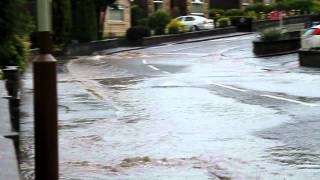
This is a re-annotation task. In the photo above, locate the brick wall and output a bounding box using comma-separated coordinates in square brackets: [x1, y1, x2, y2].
[104, 0, 131, 37]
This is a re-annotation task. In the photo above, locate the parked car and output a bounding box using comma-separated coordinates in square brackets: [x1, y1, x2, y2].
[175, 15, 214, 32]
[301, 25, 320, 49]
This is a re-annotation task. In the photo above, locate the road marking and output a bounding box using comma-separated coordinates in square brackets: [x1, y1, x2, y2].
[205, 80, 247, 92]
[148, 65, 160, 71]
[155, 53, 207, 56]
[169, 45, 203, 52]
[260, 94, 319, 107]
[162, 71, 172, 74]
[142, 59, 148, 64]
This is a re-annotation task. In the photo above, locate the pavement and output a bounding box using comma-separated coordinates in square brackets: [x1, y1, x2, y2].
[20, 33, 320, 180]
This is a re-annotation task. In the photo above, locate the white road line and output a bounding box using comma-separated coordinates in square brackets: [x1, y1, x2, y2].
[169, 45, 203, 52]
[205, 80, 247, 92]
[162, 71, 172, 74]
[155, 53, 207, 56]
[261, 94, 319, 107]
[142, 59, 148, 64]
[148, 65, 160, 71]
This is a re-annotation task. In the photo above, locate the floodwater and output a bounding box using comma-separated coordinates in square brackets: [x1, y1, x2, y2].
[20, 35, 320, 179]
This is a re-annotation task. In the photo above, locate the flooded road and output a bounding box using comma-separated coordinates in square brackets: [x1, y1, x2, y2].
[21, 34, 320, 179]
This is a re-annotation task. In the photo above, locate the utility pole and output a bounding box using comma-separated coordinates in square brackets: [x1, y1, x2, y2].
[34, 0, 58, 179]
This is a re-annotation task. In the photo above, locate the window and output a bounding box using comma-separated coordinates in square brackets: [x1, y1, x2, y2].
[185, 17, 195, 21]
[192, 0, 203, 14]
[109, 5, 124, 21]
[154, 0, 163, 11]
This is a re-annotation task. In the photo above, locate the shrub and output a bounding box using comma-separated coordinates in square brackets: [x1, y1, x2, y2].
[287, 0, 313, 13]
[217, 17, 231, 28]
[148, 11, 171, 35]
[245, 3, 273, 13]
[245, 11, 258, 20]
[224, 9, 244, 16]
[166, 19, 186, 34]
[260, 29, 283, 41]
[137, 18, 149, 27]
[209, 8, 225, 18]
[0, 0, 32, 69]
[0, 36, 30, 69]
[126, 26, 151, 42]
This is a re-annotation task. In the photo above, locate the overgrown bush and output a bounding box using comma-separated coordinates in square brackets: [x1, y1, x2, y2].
[209, 8, 225, 18]
[126, 26, 151, 42]
[224, 9, 244, 16]
[0, 36, 30, 69]
[166, 19, 186, 34]
[148, 11, 171, 35]
[217, 17, 231, 28]
[0, 0, 32, 69]
[287, 0, 313, 13]
[245, 3, 273, 13]
[245, 11, 258, 20]
[137, 18, 149, 27]
[260, 29, 283, 41]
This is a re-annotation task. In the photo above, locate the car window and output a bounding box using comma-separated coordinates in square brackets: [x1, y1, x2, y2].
[185, 17, 195, 21]
[176, 17, 184, 21]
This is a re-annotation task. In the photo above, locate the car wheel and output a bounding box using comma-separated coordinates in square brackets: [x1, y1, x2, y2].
[194, 26, 200, 31]
[190, 26, 196, 32]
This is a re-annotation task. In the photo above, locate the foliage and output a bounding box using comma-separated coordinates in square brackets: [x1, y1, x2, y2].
[137, 18, 149, 27]
[52, 0, 72, 44]
[131, 5, 145, 26]
[273, 1, 289, 11]
[126, 26, 151, 42]
[245, 3, 273, 13]
[260, 29, 283, 41]
[287, 0, 314, 13]
[217, 17, 231, 28]
[73, 0, 98, 42]
[166, 19, 186, 34]
[209, 8, 225, 18]
[0, 36, 30, 69]
[0, 0, 32, 69]
[224, 9, 244, 16]
[245, 11, 258, 20]
[148, 11, 171, 35]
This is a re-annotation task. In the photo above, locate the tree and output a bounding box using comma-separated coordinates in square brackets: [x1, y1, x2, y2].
[52, 0, 72, 44]
[95, 0, 116, 39]
[73, 0, 98, 42]
[0, 0, 32, 69]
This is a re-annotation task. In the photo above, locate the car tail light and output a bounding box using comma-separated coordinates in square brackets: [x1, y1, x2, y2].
[312, 28, 320, 35]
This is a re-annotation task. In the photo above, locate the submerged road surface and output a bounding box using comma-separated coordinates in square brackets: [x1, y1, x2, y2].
[21, 34, 320, 179]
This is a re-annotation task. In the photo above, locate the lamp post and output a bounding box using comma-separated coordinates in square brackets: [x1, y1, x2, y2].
[34, 0, 58, 179]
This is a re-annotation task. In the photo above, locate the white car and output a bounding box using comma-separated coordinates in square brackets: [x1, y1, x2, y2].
[175, 15, 214, 32]
[301, 25, 320, 49]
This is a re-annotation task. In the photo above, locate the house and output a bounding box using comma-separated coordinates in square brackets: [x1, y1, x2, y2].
[132, 0, 209, 18]
[104, 0, 131, 37]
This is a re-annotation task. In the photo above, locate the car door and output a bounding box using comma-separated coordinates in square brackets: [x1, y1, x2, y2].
[184, 16, 196, 29]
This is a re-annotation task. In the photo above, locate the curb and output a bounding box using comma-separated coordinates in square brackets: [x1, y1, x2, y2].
[255, 50, 298, 58]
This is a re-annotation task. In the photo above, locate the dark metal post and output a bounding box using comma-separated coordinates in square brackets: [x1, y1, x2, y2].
[3, 66, 21, 161]
[34, 0, 58, 179]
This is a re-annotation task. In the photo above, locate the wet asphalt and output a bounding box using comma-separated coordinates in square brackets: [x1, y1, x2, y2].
[21, 34, 320, 180]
